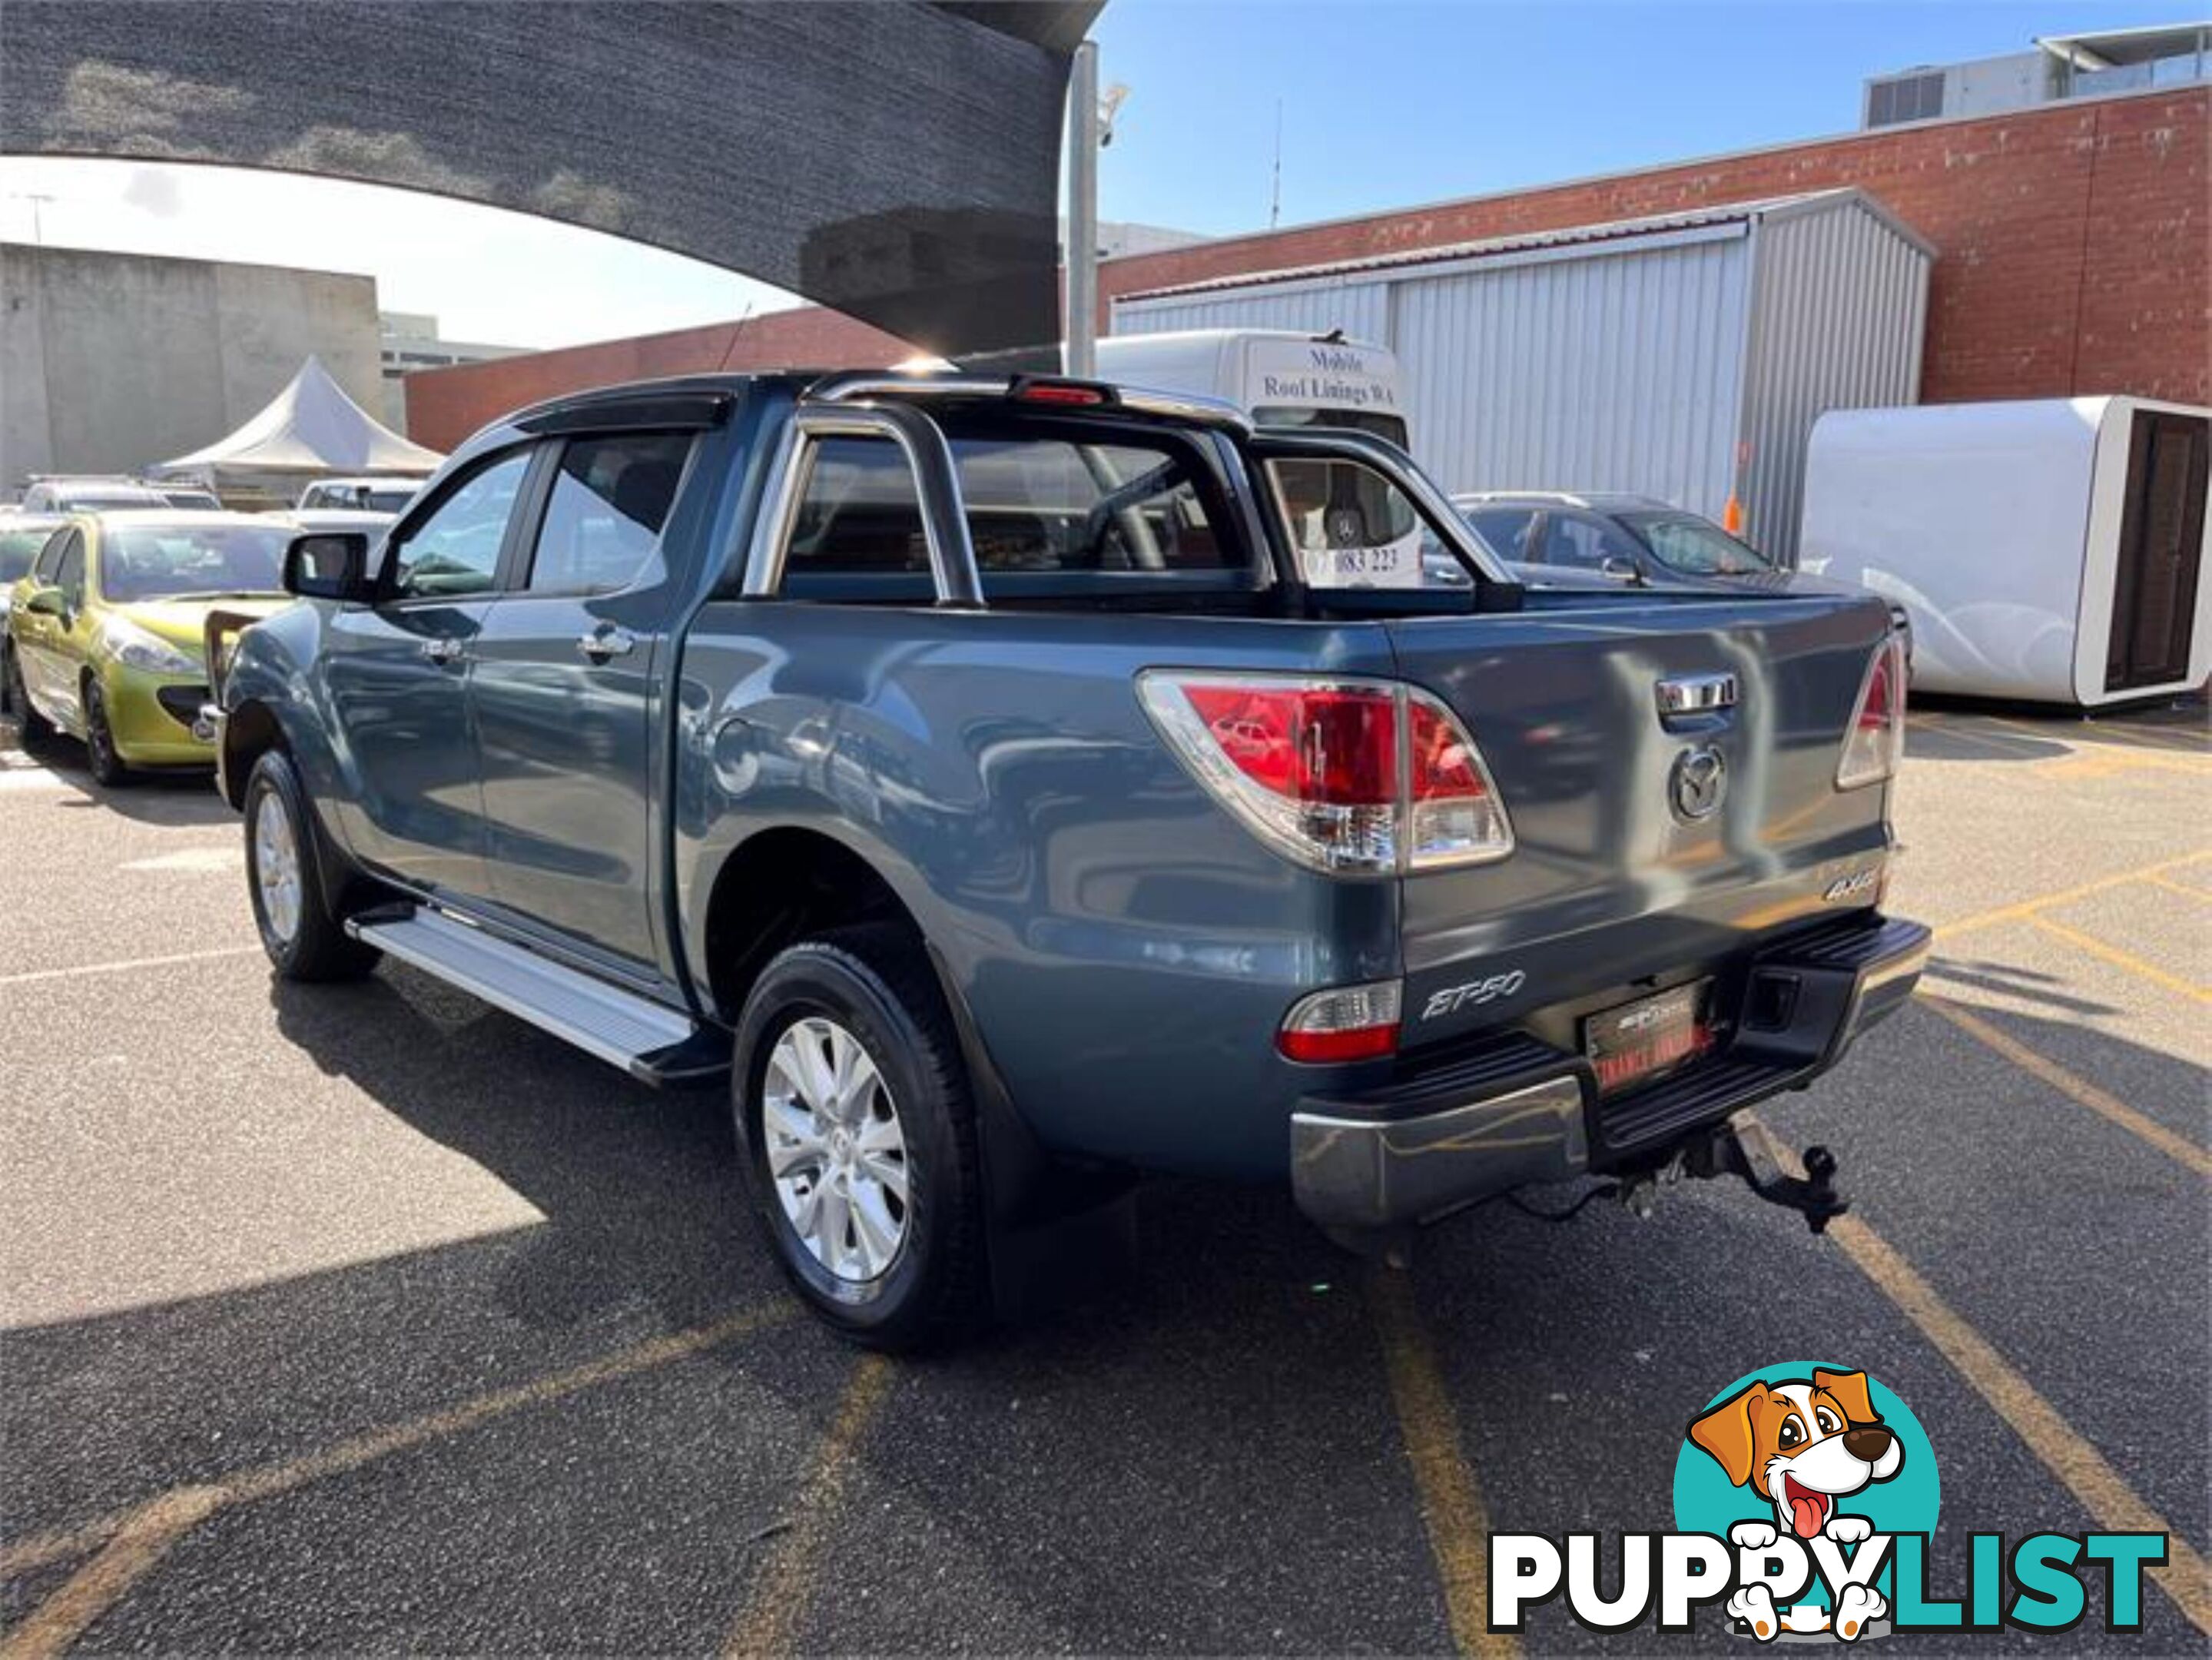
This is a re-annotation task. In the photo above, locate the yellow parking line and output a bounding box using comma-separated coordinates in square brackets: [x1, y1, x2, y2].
[1740, 1120, 2212, 1636]
[2147, 872, 2212, 901]
[0, 1306, 794, 1589]
[2028, 915, 2212, 1006]
[723, 1353, 894, 1658]
[1922, 995, 2211, 1178]
[0, 1489, 226, 1660]
[1366, 1268, 1519, 1659]
[2088, 720, 2209, 754]
[1932, 850, 2212, 942]
[0, 946, 261, 989]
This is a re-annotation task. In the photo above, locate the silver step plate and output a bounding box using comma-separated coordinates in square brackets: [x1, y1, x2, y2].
[348, 908, 697, 1074]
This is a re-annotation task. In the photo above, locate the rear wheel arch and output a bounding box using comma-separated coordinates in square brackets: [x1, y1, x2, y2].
[701, 826, 1060, 1227]
[701, 827, 929, 1026]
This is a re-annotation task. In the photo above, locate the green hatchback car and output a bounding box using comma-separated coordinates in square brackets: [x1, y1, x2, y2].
[3, 511, 293, 783]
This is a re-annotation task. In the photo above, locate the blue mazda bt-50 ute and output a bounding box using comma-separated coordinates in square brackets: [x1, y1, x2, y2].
[209, 370, 1927, 1348]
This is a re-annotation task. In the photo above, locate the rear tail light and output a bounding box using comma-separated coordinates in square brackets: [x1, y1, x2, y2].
[1836, 635, 1906, 789]
[1138, 672, 1513, 875]
[1278, 980, 1402, 1063]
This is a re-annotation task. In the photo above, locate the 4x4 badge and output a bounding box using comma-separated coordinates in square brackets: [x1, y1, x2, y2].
[1670, 745, 1729, 822]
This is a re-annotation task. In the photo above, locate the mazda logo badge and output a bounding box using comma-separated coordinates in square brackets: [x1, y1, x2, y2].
[1670, 745, 1728, 822]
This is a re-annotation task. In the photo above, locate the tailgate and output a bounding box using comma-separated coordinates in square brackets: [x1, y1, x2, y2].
[1388, 591, 1896, 1049]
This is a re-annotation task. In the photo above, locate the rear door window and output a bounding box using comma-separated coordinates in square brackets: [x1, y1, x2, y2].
[523, 433, 691, 594]
[1542, 510, 1646, 573]
[1464, 507, 1540, 563]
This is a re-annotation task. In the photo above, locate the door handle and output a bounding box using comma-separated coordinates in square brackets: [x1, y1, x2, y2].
[419, 637, 464, 665]
[575, 626, 637, 665]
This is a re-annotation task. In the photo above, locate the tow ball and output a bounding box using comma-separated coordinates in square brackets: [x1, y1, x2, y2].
[1677, 1111, 1850, 1233]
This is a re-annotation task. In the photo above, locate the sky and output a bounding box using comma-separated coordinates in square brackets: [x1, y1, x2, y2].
[1, 1, 2201, 350]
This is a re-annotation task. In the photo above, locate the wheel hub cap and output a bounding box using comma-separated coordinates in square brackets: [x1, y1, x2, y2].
[761, 1016, 910, 1283]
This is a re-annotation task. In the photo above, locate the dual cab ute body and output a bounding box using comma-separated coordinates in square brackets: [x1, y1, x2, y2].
[214, 370, 1926, 1344]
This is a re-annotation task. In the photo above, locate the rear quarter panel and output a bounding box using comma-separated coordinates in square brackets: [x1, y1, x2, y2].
[673, 606, 1402, 1176]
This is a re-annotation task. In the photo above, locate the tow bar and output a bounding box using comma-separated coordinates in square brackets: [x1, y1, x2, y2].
[1665, 1112, 1850, 1233]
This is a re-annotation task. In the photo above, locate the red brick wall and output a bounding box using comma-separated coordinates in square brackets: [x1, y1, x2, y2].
[1102, 88, 2209, 409]
[404, 87, 2207, 450]
[405, 305, 911, 451]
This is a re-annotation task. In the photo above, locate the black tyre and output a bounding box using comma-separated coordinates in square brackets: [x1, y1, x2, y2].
[82, 678, 131, 786]
[733, 923, 987, 1350]
[6, 648, 54, 745]
[244, 749, 380, 981]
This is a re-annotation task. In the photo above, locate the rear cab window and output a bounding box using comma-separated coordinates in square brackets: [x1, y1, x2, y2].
[778, 413, 1261, 602]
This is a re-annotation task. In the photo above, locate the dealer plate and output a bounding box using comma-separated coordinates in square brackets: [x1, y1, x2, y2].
[1583, 979, 1713, 1094]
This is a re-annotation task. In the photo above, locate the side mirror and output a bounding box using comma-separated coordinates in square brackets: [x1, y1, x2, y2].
[22, 586, 66, 619]
[284, 533, 374, 602]
[1598, 556, 1644, 585]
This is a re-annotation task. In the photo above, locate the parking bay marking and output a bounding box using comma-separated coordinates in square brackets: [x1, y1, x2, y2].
[2026, 915, 2212, 1007]
[0, 1488, 227, 1660]
[2146, 872, 2212, 902]
[721, 1352, 894, 1658]
[1366, 1267, 1520, 1659]
[1932, 850, 2212, 944]
[0, 946, 261, 990]
[1920, 994, 2211, 1178]
[1740, 1118, 2212, 1637]
[0, 1303, 796, 1648]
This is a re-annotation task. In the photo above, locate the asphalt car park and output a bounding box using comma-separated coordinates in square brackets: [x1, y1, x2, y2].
[1, 697, 2205, 1657]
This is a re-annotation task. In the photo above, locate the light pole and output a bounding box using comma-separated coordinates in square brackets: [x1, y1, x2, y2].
[1064, 40, 1100, 377]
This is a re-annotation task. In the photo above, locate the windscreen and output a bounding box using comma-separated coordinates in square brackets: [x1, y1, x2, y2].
[1252, 405, 1411, 450]
[101, 523, 290, 602]
[368, 487, 418, 513]
[69, 493, 167, 511]
[0, 527, 52, 582]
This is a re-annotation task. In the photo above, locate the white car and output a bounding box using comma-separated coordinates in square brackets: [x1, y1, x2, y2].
[20, 478, 170, 513]
[295, 477, 422, 514]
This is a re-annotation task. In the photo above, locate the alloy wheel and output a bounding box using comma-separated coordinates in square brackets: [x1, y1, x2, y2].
[253, 787, 304, 945]
[761, 1016, 911, 1282]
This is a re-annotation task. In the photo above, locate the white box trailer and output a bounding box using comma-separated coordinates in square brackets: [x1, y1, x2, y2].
[1799, 397, 2210, 707]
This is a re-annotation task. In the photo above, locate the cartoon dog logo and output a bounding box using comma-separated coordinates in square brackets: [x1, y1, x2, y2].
[1690, 1368, 1903, 1642]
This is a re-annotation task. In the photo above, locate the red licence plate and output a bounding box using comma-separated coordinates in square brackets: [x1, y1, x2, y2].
[1583, 980, 1713, 1094]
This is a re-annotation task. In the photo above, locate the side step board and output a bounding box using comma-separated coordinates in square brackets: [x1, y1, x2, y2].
[347, 908, 731, 1087]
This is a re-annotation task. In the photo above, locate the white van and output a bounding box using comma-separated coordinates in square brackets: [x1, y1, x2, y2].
[1096, 330, 1428, 588]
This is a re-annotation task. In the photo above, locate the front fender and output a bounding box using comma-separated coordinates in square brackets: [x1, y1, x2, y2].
[216, 605, 348, 832]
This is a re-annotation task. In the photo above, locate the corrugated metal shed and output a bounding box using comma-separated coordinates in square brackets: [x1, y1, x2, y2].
[1111, 189, 1933, 563]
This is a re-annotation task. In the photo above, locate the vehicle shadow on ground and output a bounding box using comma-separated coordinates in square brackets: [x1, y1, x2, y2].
[1922, 952, 2119, 1018]
[2, 722, 234, 828]
[1902, 716, 2072, 765]
[5, 986, 2204, 1650]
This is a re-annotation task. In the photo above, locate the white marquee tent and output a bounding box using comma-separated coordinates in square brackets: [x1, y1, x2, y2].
[154, 356, 444, 480]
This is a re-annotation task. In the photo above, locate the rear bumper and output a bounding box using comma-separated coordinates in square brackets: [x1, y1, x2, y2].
[1290, 913, 1929, 1231]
